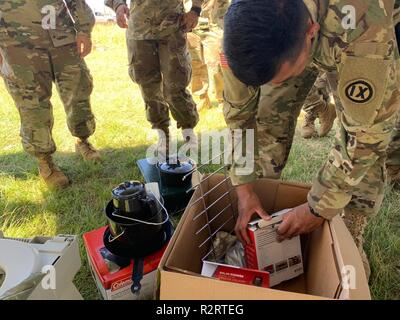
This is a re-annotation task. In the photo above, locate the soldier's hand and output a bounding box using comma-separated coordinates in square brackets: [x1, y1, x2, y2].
[116, 4, 130, 29]
[182, 11, 199, 32]
[76, 35, 92, 58]
[277, 203, 325, 241]
[235, 183, 271, 245]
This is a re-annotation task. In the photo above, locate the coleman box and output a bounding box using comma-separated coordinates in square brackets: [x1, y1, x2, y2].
[83, 226, 167, 300]
[157, 174, 371, 300]
[246, 208, 304, 287]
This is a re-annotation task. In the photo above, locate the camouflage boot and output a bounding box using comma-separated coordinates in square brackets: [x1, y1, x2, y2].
[38, 155, 70, 189]
[301, 112, 317, 139]
[343, 210, 371, 281]
[318, 102, 336, 137]
[75, 139, 101, 163]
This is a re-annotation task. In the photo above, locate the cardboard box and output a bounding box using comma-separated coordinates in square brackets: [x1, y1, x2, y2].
[246, 209, 304, 287]
[83, 226, 167, 300]
[158, 174, 371, 300]
[201, 261, 270, 288]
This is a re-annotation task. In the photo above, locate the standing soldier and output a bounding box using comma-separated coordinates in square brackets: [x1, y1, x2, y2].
[0, 0, 100, 189]
[223, 0, 400, 279]
[301, 72, 337, 139]
[186, 0, 228, 110]
[105, 0, 202, 154]
[387, 3, 400, 187]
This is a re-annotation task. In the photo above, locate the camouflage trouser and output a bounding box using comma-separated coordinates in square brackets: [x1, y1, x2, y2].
[342, 209, 371, 279]
[127, 31, 199, 129]
[1, 42, 95, 157]
[187, 32, 209, 97]
[223, 66, 321, 180]
[256, 67, 321, 178]
[187, 27, 224, 102]
[386, 110, 400, 171]
[387, 21, 400, 173]
[302, 72, 331, 119]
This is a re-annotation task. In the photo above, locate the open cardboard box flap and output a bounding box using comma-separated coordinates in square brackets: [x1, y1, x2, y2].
[158, 174, 371, 300]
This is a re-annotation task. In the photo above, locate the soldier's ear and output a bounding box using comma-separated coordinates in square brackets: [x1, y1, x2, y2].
[306, 22, 320, 40]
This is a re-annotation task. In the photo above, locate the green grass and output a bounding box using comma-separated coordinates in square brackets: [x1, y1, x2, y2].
[0, 24, 399, 300]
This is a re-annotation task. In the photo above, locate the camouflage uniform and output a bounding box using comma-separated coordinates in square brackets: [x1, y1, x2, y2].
[386, 2, 400, 182]
[105, 0, 201, 130]
[224, 0, 400, 276]
[386, 113, 400, 179]
[0, 0, 95, 157]
[302, 73, 330, 119]
[301, 71, 337, 138]
[186, 0, 228, 107]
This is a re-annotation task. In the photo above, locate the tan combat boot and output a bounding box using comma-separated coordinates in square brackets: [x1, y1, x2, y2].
[38, 156, 70, 189]
[75, 139, 101, 163]
[197, 93, 212, 111]
[301, 113, 317, 139]
[318, 102, 336, 137]
[343, 210, 371, 281]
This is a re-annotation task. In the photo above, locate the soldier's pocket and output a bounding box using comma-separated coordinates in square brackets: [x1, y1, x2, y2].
[126, 39, 137, 83]
[169, 31, 189, 62]
[5, 68, 38, 114]
[337, 43, 392, 126]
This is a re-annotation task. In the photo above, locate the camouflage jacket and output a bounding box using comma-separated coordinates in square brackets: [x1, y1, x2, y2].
[226, 0, 399, 220]
[209, 0, 230, 29]
[0, 0, 95, 48]
[105, 0, 203, 40]
[186, 0, 230, 29]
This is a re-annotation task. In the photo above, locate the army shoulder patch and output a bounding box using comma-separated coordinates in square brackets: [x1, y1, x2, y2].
[338, 54, 390, 125]
[344, 79, 374, 104]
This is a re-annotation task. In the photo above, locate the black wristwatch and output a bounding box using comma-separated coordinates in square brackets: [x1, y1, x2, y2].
[190, 6, 202, 17]
[309, 204, 323, 218]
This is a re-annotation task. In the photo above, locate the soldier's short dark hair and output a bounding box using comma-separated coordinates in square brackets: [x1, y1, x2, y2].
[224, 0, 310, 86]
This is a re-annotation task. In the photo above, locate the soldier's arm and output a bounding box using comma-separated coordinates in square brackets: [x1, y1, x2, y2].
[104, 0, 126, 12]
[222, 66, 260, 185]
[66, 0, 95, 37]
[308, 3, 398, 220]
